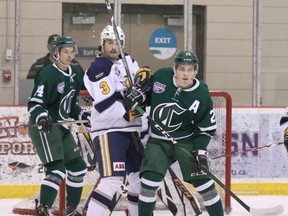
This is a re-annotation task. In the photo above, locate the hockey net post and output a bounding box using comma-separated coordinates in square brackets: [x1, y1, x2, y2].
[12, 90, 232, 215]
[210, 91, 232, 213]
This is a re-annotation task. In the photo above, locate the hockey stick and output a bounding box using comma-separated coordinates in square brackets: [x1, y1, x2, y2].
[199, 164, 284, 215]
[135, 106, 284, 215]
[168, 169, 202, 215]
[135, 106, 192, 157]
[157, 179, 178, 215]
[0, 119, 89, 130]
[157, 167, 202, 215]
[211, 142, 284, 160]
[77, 132, 96, 171]
[104, 0, 133, 85]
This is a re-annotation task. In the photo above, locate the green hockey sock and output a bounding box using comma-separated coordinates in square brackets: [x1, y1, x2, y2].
[138, 199, 156, 216]
[205, 199, 224, 216]
[40, 185, 58, 208]
[66, 184, 83, 205]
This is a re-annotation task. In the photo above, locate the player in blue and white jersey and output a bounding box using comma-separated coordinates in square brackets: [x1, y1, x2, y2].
[84, 25, 152, 216]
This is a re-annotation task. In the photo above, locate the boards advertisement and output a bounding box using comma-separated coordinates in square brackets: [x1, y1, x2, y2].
[0, 107, 287, 197]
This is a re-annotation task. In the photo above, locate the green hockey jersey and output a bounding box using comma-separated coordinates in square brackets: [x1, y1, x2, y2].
[149, 67, 216, 149]
[28, 63, 83, 124]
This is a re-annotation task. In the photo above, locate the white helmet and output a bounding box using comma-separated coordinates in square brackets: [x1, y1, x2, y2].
[100, 25, 125, 48]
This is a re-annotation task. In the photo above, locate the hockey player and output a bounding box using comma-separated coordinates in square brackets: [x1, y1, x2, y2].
[83, 25, 152, 216]
[28, 36, 90, 216]
[26, 34, 84, 80]
[125, 50, 224, 216]
[279, 108, 288, 152]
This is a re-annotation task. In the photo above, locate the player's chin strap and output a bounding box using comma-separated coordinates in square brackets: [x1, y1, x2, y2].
[135, 105, 285, 216]
[53, 53, 75, 68]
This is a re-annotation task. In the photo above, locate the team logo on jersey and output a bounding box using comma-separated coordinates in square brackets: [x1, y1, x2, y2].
[114, 66, 121, 76]
[153, 103, 186, 132]
[57, 82, 65, 93]
[70, 74, 76, 83]
[113, 162, 125, 171]
[59, 89, 76, 119]
[153, 81, 166, 93]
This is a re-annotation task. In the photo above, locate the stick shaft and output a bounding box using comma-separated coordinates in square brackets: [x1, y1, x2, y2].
[0, 119, 89, 129]
[168, 168, 202, 215]
[211, 142, 284, 160]
[199, 164, 250, 212]
[104, 0, 133, 85]
[135, 106, 192, 157]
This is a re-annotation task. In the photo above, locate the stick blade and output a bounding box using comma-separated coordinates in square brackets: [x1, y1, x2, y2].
[250, 205, 284, 216]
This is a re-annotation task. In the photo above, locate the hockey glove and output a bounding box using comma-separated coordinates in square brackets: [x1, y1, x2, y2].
[122, 86, 145, 111]
[37, 115, 54, 133]
[284, 127, 288, 152]
[134, 67, 153, 93]
[191, 149, 209, 170]
[122, 86, 145, 121]
[79, 111, 91, 129]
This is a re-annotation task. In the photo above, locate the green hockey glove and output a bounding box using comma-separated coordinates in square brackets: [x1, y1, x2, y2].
[79, 110, 91, 128]
[191, 149, 209, 169]
[37, 115, 54, 133]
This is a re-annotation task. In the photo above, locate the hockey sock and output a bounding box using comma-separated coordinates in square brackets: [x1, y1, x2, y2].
[65, 157, 87, 205]
[138, 171, 163, 216]
[205, 199, 224, 216]
[193, 179, 224, 216]
[41, 161, 66, 208]
[86, 176, 124, 216]
[127, 172, 141, 216]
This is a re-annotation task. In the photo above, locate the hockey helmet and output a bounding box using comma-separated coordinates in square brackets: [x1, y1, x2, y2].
[51, 36, 78, 55]
[100, 25, 125, 47]
[174, 50, 198, 70]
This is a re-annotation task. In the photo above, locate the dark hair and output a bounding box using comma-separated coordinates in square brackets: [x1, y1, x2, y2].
[47, 34, 60, 44]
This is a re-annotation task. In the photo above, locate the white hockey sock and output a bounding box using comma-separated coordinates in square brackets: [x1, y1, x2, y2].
[127, 172, 141, 216]
[86, 176, 123, 216]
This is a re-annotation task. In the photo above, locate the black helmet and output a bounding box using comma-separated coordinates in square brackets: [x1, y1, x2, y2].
[51, 36, 78, 55]
[174, 50, 198, 67]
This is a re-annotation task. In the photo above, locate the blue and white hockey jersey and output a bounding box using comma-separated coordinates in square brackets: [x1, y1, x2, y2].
[84, 55, 143, 137]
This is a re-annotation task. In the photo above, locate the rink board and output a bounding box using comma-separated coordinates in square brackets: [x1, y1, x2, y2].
[0, 106, 288, 198]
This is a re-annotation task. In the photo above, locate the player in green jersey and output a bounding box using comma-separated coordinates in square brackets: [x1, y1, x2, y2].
[28, 36, 90, 216]
[26, 34, 85, 82]
[131, 50, 224, 215]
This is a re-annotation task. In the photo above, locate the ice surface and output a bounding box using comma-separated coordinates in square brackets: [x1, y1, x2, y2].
[1, 196, 287, 216]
